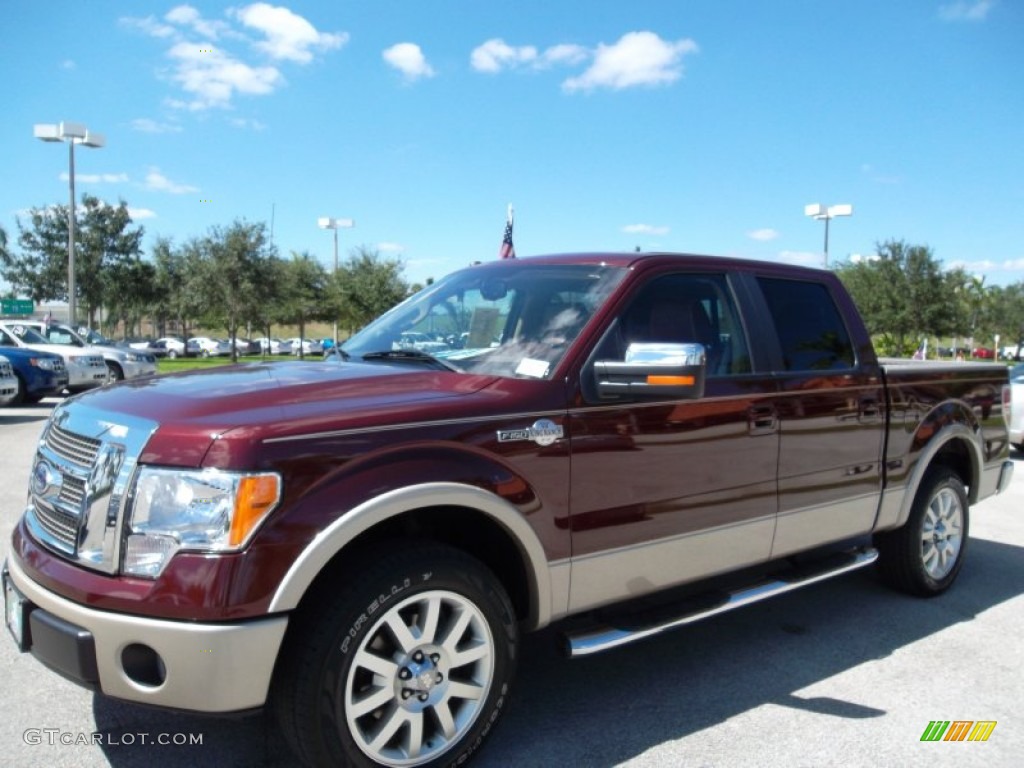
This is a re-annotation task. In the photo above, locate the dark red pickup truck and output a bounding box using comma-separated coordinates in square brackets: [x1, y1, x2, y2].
[4, 253, 1014, 767]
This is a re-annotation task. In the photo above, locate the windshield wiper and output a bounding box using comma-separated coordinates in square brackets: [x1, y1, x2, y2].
[361, 348, 461, 372]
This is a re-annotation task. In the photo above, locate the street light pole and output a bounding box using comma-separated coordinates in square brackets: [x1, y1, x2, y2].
[34, 122, 105, 326]
[804, 203, 852, 268]
[317, 216, 355, 348]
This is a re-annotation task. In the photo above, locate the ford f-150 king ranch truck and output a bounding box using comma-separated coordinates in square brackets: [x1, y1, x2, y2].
[3, 253, 1014, 767]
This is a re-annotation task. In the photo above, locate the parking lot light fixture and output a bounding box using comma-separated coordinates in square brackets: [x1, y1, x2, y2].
[318, 217, 355, 347]
[34, 122, 105, 326]
[804, 203, 852, 268]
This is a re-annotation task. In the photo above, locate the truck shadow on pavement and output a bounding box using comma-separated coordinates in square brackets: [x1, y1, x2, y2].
[90, 536, 1024, 767]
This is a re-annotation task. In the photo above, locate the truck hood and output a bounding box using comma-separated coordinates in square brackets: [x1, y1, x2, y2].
[71, 361, 500, 466]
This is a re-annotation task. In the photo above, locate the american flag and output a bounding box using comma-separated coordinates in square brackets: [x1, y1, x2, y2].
[499, 206, 515, 259]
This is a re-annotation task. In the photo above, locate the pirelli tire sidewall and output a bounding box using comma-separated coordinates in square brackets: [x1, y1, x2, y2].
[274, 544, 518, 768]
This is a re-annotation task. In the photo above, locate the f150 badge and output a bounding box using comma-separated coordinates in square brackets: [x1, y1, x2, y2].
[497, 419, 564, 447]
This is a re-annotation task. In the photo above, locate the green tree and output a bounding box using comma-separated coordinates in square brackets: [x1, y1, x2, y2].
[335, 246, 409, 334]
[836, 240, 958, 355]
[0, 196, 143, 327]
[193, 220, 277, 362]
[104, 257, 157, 337]
[276, 252, 329, 358]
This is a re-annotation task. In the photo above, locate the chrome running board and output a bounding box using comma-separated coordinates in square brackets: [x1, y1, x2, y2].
[564, 546, 878, 658]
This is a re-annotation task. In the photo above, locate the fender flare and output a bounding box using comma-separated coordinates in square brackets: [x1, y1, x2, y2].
[269, 482, 554, 629]
[891, 422, 983, 529]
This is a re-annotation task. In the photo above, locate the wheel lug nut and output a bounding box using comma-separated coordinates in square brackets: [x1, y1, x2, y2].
[430, 653, 441, 664]
[435, 673, 443, 684]
[402, 689, 413, 700]
[418, 693, 429, 702]
[399, 668, 411, 680]
[413, 651, 424, 662]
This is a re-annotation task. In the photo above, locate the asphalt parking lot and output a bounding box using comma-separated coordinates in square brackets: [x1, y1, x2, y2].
[1, 398, 1022, 767]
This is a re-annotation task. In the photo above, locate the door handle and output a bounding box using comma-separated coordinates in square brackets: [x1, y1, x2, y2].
[748, 405, 777, 436]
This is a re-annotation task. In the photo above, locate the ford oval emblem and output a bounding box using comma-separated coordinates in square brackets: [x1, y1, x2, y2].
[31, 460, 61, 497]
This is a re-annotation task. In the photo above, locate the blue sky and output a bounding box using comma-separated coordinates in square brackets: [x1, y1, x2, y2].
[2, 0, 1022, 291]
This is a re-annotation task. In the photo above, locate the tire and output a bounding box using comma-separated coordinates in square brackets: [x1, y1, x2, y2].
[875, 468, 969, 596]
[272, 544, 518, 768]
[168, 349, 179, 359]
[11, 373, 27, 406]
[105, 362, 124, 384]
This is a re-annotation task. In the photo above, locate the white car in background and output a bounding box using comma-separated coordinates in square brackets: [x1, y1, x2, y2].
[188, 337, 232, 357]
[1009, 363, 1024, 452]
[0, 354, 18, 406]
[155, 337, 186, 358]
[20, 321, 157, 383]
[0, 322, 107, 393]
[287, 338, 323, 356]
[255, 337, 292, 355]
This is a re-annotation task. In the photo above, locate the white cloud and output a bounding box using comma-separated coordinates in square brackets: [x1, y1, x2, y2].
[383, 43, 435, 81]
[231, 3, 347, 63]
[377, 242, 406, 253]
[128, 207, 157, 220]
[228, 117, 267, 130]
[58, 172, 129, 184]
[61, 59, 76, 70]
[470, 39, 589, 74]
[748, 228, 780, 242]
[1001, 258, 1024, 271]
[120, 15, 177, 38]
[471, 39, 538, 73]
[563, 32, 698, 92]
[131, 118, 182, 133]
[939, 0, 996, 21]
[540, 44, 588, 68]
[122, 4, 344, 111]
[145, 168, 198, 194]
[167, 42, 282, 110]
[622, 223, 669, 236]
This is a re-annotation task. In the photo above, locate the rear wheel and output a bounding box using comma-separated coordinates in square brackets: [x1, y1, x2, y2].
[876, 468, 969, 596]
[272, 545, 518, 768]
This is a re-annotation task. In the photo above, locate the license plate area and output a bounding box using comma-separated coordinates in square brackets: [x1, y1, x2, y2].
[4, 570, 33, 652]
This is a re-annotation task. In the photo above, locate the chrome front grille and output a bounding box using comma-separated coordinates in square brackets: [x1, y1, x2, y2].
[58, 474, 87, 507]
[45, 423, 101, 467]
[26, 403, 159, 574]
[33, 503, 79, 548]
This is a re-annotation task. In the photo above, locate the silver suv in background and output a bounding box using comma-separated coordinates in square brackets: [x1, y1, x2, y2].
[21, 321, 158, 383]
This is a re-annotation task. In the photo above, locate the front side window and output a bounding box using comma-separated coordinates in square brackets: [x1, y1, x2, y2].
[596, 273, 752, 377]
[341, 263, 627, 379]
[758, 277, 855, 371]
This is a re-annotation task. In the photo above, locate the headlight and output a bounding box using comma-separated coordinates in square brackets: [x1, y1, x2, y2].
[124, 353, 140, 362]
[123, 467, 281, 578]
[31, 357, 58, 371]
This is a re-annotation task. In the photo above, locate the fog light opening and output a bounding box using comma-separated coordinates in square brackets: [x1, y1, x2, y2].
[121, 643, 166, 687]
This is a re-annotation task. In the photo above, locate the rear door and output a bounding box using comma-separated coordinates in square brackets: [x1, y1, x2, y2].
[752, 276, 886, 557]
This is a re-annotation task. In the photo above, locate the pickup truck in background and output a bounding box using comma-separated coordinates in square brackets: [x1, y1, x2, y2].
[3, 253, 1014, 768]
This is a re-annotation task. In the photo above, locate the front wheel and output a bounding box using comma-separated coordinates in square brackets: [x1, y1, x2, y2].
[272, 545, 518, 767]
[875, 468, 969, 596]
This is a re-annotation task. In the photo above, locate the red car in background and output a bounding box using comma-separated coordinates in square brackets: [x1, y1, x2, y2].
[973, 347, 995, 359]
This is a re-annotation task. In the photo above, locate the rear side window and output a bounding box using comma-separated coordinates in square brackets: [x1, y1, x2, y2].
[758, 278, 855, 371]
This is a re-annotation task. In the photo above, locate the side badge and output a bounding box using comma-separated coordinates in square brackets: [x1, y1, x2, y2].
[497, 418, 564, 447]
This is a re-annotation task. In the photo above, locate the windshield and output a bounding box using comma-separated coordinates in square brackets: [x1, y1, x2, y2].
[2, 324, 51, 345]
[342, 262, 627, 379]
